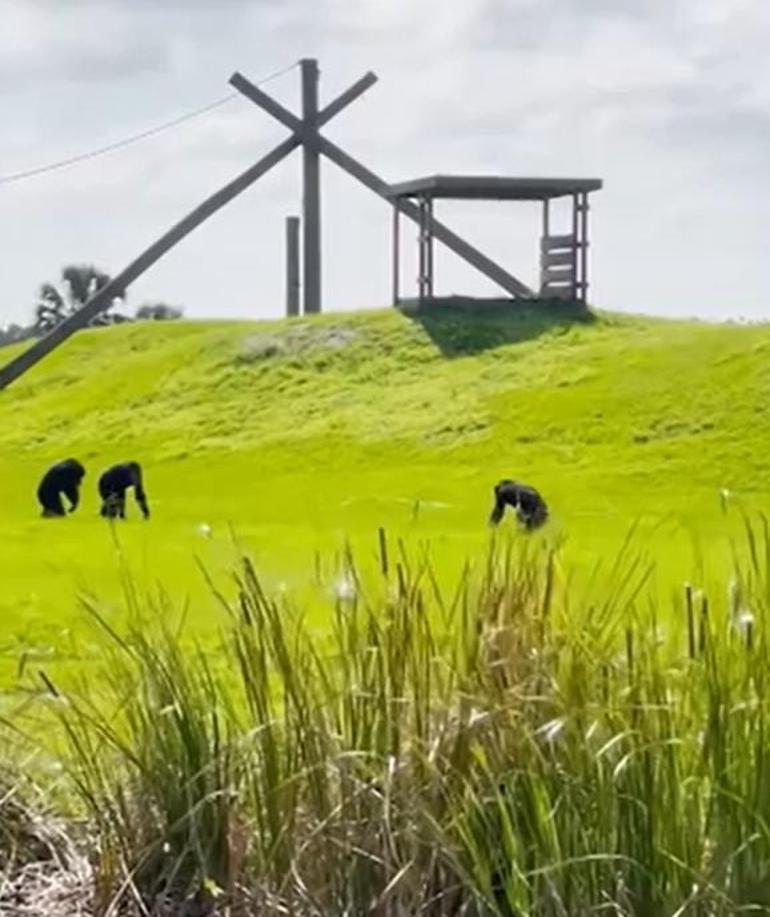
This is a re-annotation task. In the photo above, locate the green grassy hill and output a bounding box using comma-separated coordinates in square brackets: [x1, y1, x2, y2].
[0, 301, 767, 672]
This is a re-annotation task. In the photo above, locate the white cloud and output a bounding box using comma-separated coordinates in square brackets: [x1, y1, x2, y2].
[0, 1, 168, 88]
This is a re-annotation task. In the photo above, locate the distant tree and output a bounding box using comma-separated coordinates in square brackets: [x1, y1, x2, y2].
[33, 264, 128, 335]
[0, 323, 34, 346]
[136, 303, 184, 321]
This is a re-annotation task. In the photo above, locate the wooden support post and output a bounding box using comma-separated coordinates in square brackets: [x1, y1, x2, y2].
[418, 196, 427, 302]
[579, 191, 589, 304]
[571, 193, 579, 300]
[392, 204, 400, 306]
[301, 58, 321, 315]
[285, 215, 300, 317]
[540, 198, 550, 297]
[426, 196, 434, 298]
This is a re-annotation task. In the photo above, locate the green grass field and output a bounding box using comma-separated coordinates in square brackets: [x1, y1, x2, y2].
[5, 300, 770, 914]
[0, 301, 767, 681]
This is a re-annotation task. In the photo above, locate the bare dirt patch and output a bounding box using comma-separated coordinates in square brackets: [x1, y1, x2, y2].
[236, 323, 358, 363]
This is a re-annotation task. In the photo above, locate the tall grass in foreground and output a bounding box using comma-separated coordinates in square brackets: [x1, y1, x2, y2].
[14, 519, 770, 915]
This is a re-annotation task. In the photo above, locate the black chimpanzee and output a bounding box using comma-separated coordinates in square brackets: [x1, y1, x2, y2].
[37, 459, 86, 518]
[98, 462, 150, 520]
[489, 479, 548, 531]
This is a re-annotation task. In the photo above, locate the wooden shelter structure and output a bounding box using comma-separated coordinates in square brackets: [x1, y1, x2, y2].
[387, 175, 603, 306]
[0, 59, 603, 390]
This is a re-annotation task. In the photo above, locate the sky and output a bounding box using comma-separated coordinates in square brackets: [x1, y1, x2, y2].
[1, 0, 769, 326]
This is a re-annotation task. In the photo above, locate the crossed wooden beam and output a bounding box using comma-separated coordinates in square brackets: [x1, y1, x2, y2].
[0, 60, 532, 390]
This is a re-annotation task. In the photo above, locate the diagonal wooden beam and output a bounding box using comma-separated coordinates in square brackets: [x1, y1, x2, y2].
[230, 71, 534, 299]
[0, 140, 295, 390]
[316, 71, 377, 125]
[0, 72, 378, 390]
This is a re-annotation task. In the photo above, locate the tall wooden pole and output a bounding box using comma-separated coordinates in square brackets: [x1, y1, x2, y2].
[285, 215, 300, 316]
[301, 58, 321, 314]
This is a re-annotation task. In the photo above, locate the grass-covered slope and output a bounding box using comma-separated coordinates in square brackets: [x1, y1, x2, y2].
[0, 301, 767, 656]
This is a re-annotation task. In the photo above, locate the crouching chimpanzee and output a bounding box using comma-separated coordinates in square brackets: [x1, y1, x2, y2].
[99, 461, 150, 520]
[489, 479, 548, 531]
[37, 459, 86, 518]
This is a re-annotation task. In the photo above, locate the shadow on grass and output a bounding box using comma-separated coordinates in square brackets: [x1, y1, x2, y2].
[400, 296, 597, 357]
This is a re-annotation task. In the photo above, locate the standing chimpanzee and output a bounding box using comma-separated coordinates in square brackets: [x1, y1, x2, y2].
[98, 461, 150, 520]
[36, 459, 86, 517]
[489, 479, 548, 531]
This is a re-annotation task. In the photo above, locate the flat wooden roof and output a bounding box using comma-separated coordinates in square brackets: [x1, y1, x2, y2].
[386, 174, 603, 201]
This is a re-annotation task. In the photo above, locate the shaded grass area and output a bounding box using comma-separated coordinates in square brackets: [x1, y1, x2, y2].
[3, 517, 770, 914]
[399, 298, 595, 356]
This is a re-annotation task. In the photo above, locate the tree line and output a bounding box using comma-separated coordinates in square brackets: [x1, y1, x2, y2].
[0, 264, 183, 346]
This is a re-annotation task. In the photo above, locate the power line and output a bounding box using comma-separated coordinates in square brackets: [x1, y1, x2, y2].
[0, 60, 299, 187]
[0, 95, 238, 186]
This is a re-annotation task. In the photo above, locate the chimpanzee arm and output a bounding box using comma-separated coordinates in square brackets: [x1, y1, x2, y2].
[132, 465, 150, 519]
[489, 492, 507, 526]
[63, 481, 79, 512]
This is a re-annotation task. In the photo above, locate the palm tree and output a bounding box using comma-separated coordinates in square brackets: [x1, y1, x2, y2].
[33, 265, 127, 335]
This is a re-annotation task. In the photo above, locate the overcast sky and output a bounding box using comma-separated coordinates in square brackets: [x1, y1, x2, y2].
[1, 0, 769, 325]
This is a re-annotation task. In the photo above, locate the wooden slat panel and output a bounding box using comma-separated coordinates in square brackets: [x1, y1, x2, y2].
[541, 281, 575, 292]
[541, 234, 576, 251]
[540, 250, 575, 268]
[540, 284, 575, 300]
[544, 262, 576, 275]
[541, 270, 575, 288]
[543, 269, 570, 284]
[579, 190, 588, 304]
